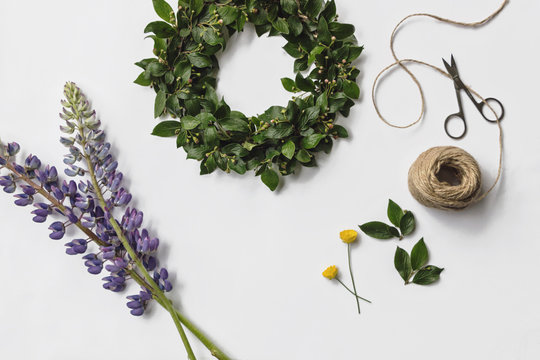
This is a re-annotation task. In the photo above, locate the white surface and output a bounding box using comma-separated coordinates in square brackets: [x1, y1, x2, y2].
[0, 0, 539, 359]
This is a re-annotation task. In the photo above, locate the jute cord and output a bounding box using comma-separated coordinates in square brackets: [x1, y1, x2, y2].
[371, 0, 509, 210]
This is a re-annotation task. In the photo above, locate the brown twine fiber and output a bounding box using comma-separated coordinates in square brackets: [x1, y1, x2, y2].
[408, 146, 481, 210]
[371, 0, 509, 210]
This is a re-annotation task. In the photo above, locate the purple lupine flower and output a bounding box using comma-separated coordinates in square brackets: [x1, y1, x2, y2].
[0, 83, 176, 319]
[64, 239, 88, 255]
[83, 253, 103, 274]
[14, 193, 34, 206]
[102, 274, 126, 292]
[48, 221, 65, 240]
[154, 267, 173, 292]
[0, 175, 16, 193]
[126, 290, 152, 316]
[7, 142, 20, 156]
[31, 207, 50, 223]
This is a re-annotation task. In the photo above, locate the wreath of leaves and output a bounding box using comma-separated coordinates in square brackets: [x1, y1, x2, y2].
[135, 0, 362, 191]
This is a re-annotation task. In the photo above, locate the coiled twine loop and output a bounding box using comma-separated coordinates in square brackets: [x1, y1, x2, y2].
[408, 146, 482, 210]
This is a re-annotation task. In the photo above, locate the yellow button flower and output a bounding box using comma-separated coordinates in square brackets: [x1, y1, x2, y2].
[322, 265, 338, 280]
[340, 230, 358, 244]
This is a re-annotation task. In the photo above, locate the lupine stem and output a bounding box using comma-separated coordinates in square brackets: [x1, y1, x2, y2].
[347, 243, 361, 314]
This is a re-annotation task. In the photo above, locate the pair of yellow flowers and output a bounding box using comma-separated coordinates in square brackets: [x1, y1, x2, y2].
[322, 229, 357, 280]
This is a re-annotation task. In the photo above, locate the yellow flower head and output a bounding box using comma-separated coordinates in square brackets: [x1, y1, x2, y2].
[322, 265, 338, 280]
[340, 230, 358, 244]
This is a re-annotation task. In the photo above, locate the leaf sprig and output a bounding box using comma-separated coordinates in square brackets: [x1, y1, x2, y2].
[137, 0, 363, 190]
[394, 238, 444, 285]
[358, 199, 444, 286]
[359, 199, 415, 240]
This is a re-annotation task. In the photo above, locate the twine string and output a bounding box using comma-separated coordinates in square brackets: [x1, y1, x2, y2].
[371, 0, 509, 209]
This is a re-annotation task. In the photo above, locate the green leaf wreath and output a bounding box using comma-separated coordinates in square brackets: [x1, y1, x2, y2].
[136, 0, 362, 190]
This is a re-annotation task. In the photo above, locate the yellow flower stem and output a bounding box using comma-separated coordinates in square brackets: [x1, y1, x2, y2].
[347, 243, 361, 314]
[335, 278, 371, 303]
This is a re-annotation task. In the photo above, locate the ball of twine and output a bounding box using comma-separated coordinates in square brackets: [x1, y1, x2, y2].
[408, 146, 482, 210]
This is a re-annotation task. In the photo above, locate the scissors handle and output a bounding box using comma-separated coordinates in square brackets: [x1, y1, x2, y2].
[476, 97, 505, 123]
[444, 112, 467, 140]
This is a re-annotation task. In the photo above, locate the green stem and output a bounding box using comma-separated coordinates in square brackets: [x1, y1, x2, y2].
[336, 278, 371, 304]
[347, 244, 361, 314]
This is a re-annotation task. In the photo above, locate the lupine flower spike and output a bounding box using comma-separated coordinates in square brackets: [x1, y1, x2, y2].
[0, 83, 231, 360]
[322, 230, 371, 314]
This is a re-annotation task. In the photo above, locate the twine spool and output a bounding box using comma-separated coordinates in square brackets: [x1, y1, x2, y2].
[408, 146, 482, 210]
[372, 1, 508, 210]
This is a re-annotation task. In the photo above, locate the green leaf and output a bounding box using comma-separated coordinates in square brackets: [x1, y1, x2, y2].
[264, 123, 293, 139]
[301, 134, 325, 149]
[154, 90, 167, 118]
[295, 73, 314, 92]
[186, 145, 209, 160]
[400, 211, 416, 236]
[387, 199, 404, 227]
[308, 45, 325, 66]
[261, 168, 279, 191]
[229, 158, 247, 174]
[295, 149, 311, 163]
[343, 79, 360, 99]
[287, 16, 303, 36]
[176, 131, 188, 147]
[203, 127, 218, 146]
[281, 140, 295, 160]
[152, 120, 181, 137]
[359, 221, 399, 240]
[196, 112, 216, 127]
[189, 0, 204, 15]
[281, 0, 298, 14]
[187, 53, 212, 68]
[315, 92, 328, 112]
[203, 154, 217, 174]
[147, 62, 168, 77]
[411, 238, 429, 271]
[221, 118, 249, 132]
[174, 60, 192, 82]
[412, 266, 444, 285]
[202, 28, 221, 46]
[272, 18, 290, 34]
[298, 106, 320, 129]
[222, 143, 249, 157]
[348, 45, 364, 61]
[281, 77, 298, 92]
[144, 21, 176, 38]
[328, 22, 355, 39]
[181, 115, 201, 130]
[152, 0, 175, 23]
[317, 17, 331, 44]
[320, 0, 336, 21]
[305, 0, 323, 18]
[283, 43, 303, 58]
[394, 247, 412, 283]
[218, 6, 240, 25]
[332, 125, 348, 138]
[134, 72, 151, 86]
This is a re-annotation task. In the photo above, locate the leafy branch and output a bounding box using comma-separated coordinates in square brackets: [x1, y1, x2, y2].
[359, 199, 415, 240]
[394, 238, 444, 285]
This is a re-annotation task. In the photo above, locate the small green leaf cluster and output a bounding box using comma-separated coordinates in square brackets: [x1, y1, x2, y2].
[359, 199, 415, 240]
[394, 239, 444, 285]
[359, 199, 444, 286]
[137, 0, 362, 190]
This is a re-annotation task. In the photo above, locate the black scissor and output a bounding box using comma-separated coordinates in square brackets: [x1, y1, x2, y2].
[443, 55, 504, 139]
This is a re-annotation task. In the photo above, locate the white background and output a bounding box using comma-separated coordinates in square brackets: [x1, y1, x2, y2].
[0, 0, 539, 359]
